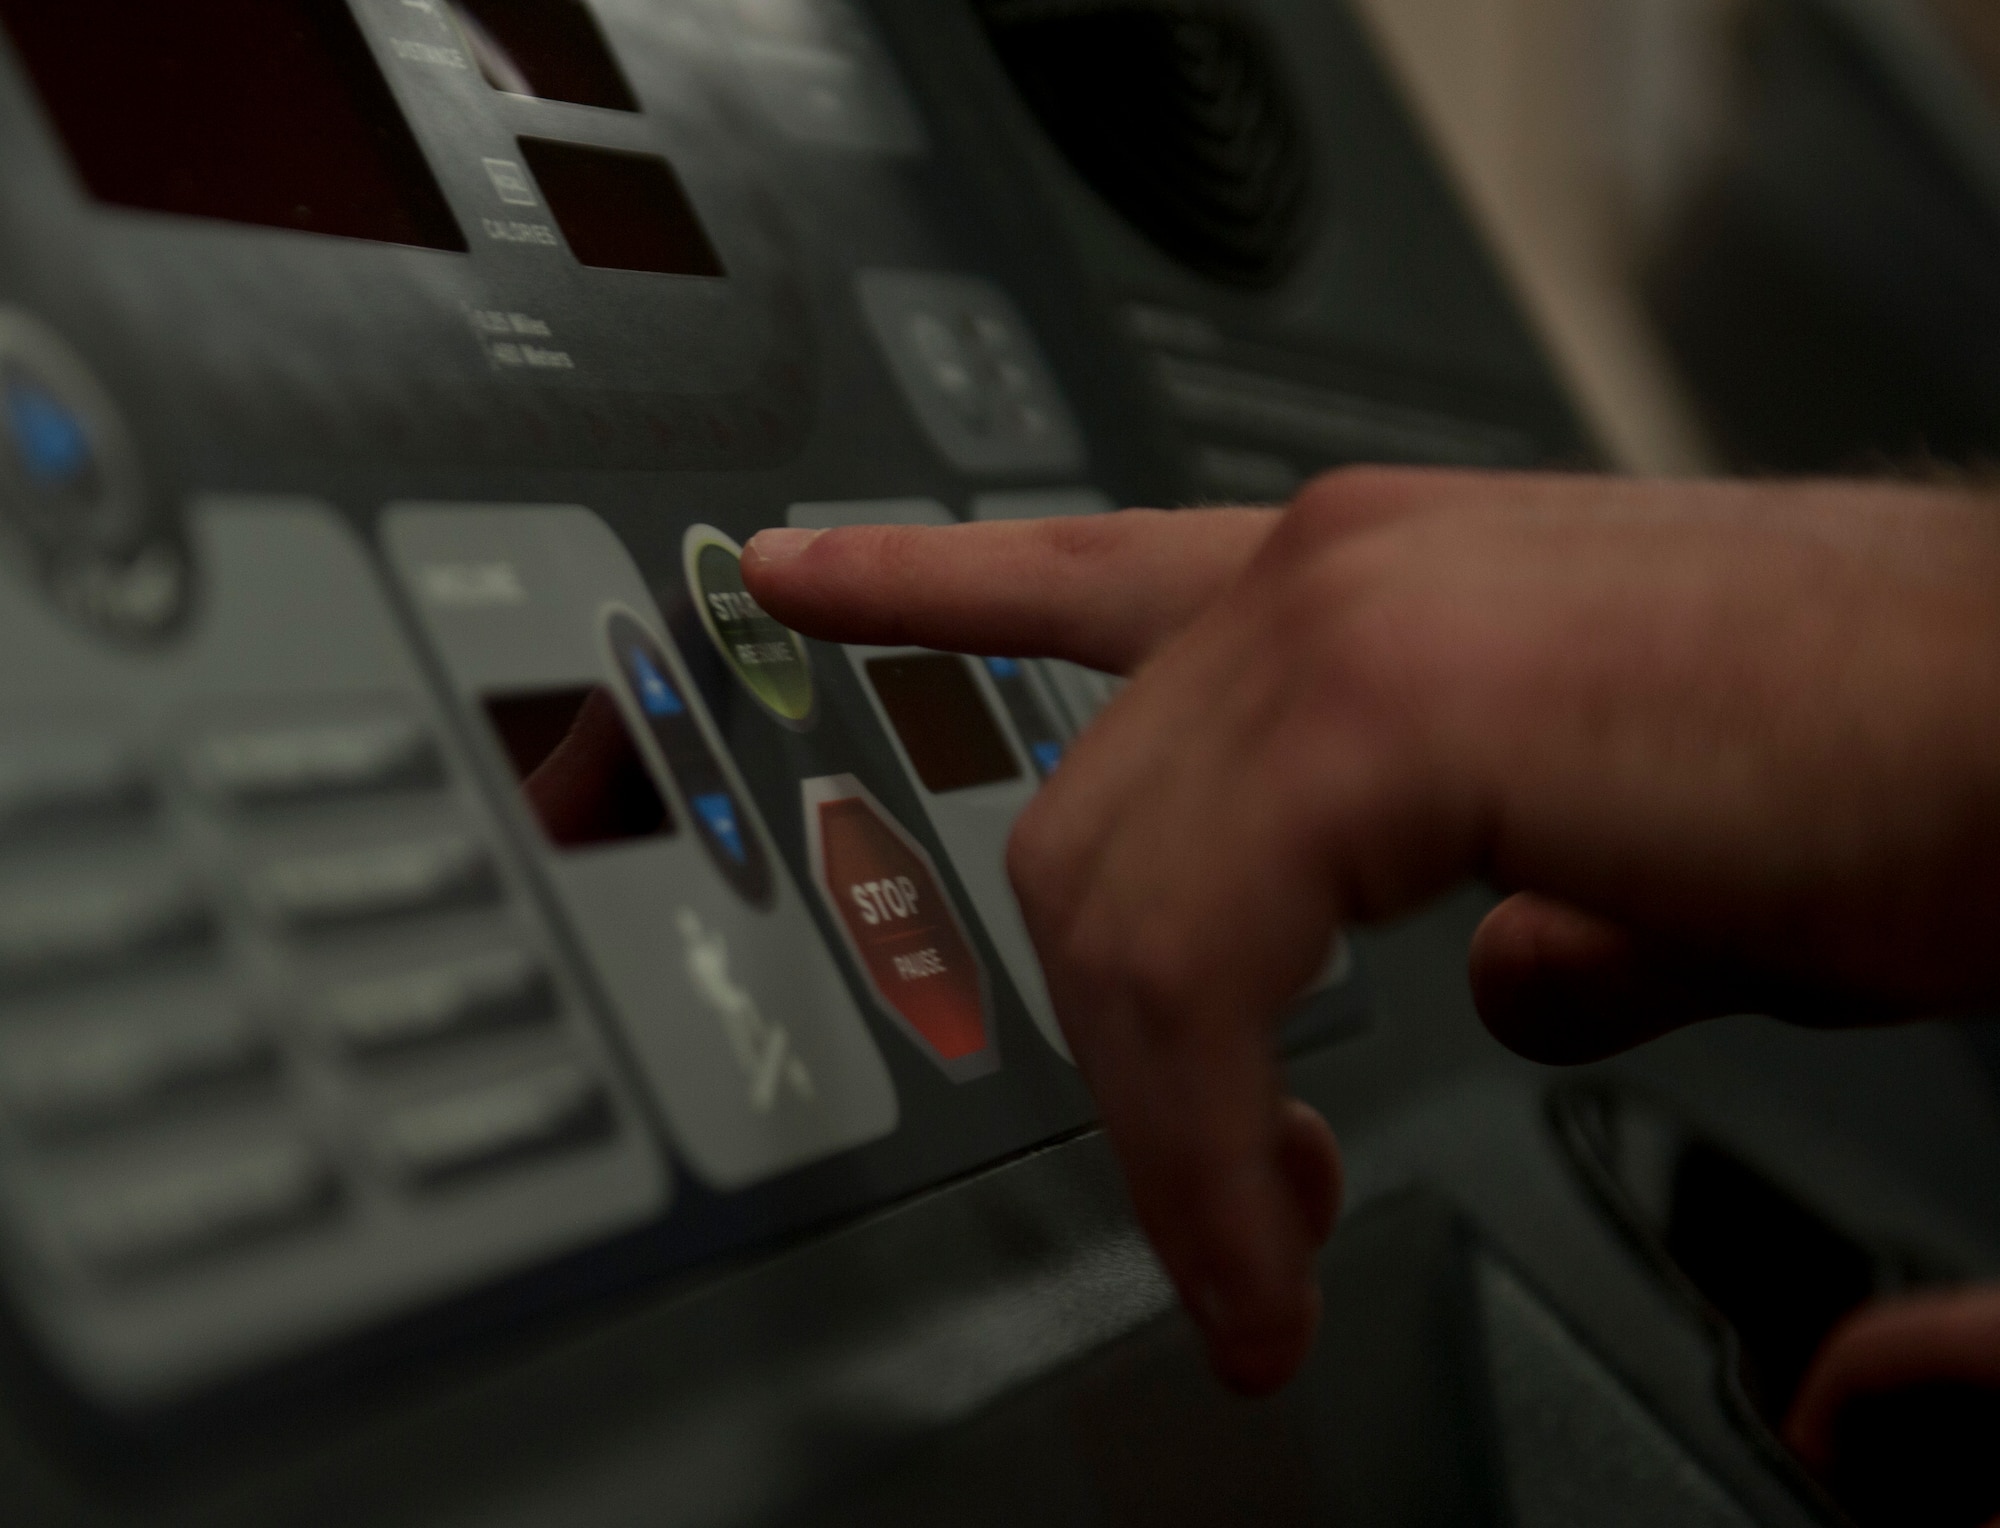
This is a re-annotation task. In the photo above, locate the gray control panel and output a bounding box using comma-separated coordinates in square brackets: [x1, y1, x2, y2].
[384, 505, 898, 1189]
[0, 1, 1681, 1524]
[790, 497, 1073, 1060]
[0, 501, 664, 1404]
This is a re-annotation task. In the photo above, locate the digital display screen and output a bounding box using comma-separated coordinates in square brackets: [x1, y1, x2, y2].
[449, 0, 639, 112]
[484, 686, 673, 850]
[518, 138, 725, 277]
[0, 0, 466, 251]
[865, 654, 1022, 795]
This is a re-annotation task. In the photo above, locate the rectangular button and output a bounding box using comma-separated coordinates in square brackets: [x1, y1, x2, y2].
[187, 718, 442, 807]
[254, 836, 497, 931]
[65, 1140, 339, 1279]
[324, 950, 554, 1056]
[0, 876, 215, 991]
[373, 1067, 612, 1187]
[0, 741, 152, 842]
[0, 1004, 276, 1135]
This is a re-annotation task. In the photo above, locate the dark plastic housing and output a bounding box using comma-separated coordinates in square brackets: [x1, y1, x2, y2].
[0, 0, 466, 250]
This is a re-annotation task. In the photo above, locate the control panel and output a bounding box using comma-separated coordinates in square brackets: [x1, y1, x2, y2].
[21, 6, 1922, 1528]
[1, 0, 1501, 1420]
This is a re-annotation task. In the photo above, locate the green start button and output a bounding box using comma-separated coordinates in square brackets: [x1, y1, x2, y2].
[683, 525, 816, 728]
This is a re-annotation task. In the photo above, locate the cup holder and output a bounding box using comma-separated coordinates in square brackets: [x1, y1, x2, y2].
[1550, 1083, 1974, 1522]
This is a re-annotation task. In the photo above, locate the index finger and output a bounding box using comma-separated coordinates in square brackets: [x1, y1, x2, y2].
[741, 508, 1278, 674]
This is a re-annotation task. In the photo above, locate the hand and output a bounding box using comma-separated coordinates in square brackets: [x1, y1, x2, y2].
[1787, 1286, 2000, 1526]
[743, 468, 2000, 1392]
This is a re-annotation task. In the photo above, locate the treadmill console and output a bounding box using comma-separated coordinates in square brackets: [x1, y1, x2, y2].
[3, 5, 1983, 1527]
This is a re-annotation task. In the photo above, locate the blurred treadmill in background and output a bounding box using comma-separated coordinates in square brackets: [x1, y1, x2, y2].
[1640, 0, 2000, 472]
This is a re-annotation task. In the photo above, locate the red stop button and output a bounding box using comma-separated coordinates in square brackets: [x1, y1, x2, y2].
[803, 775, 996, 1081]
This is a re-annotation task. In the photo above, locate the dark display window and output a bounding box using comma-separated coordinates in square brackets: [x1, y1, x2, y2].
[517, 138, 725, 276]
[0, 0, 466, 251]
[866, 654, 1022, 795]
[448, 0, 639, 111]
[485, 686, 672, 850]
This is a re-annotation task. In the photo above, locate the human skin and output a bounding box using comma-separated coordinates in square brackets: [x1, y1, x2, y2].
[1786, 1285, 2000, 1470]
[742, 467, 2000, 1394]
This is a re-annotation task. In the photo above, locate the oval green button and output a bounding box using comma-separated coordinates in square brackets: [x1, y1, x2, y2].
[684, 525, 817, 728]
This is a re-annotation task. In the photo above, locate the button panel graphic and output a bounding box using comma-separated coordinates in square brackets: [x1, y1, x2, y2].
[63, 1139, 341, 1281]
[185, 716, 443, 807]
[843, 649, 1068, 1063]
[785, 498, 1075, 1064]
[804, 775, 996, 1081]
[385, 504, 897, 1189]
[0, 1000, 276, 1137]
[371, 1066, 613, 1189]
[982, 658, 1066, 779]
[322, 950, 556, 1058]
[856, 271, 1085, 474]
[606, 609, 774, 907]
[0, 739, 153, 841]
[0, 308, 186, 639]
[0, 502, 666, 1405]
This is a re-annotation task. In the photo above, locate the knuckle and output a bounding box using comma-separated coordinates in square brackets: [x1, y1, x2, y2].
[1276, 548, 1455, 720]
[1005, 798, 1067, 923]
[1057, 891, 1211, 1030]
[1289, 465, 1420, 528]
[1260, 553, 1392, 681]
[1122, 919, 1214, 1022]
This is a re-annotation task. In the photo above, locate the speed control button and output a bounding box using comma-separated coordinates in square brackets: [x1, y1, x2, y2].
[372, 1066, 613, 1188]
[252, 835, 498, 932]
[187, 716, 442, 807]
[64, 1139, 339, 1280]
[323, 949, 554, 1057]
[0, 1001, 275, 1135]
[0, 873, 214, 990]
[802, 774, 996, 1081]
[0, 738, 152, 842]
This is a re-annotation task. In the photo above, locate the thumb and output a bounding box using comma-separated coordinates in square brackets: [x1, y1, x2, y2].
[1470, 894, 1924, 1064]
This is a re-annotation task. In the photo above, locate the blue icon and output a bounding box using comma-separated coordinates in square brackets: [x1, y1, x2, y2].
[3, 374, 92, 488]
[1032, 741, 1063, 775]
[627, 649, 685, 717]
[984, 656, 1022, 682]
[693, 791, 748, 864]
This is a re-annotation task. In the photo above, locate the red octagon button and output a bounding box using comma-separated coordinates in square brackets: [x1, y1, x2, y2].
[803, 775, 997, 1081]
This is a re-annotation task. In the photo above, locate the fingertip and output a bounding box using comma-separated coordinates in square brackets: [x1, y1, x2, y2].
[1277, 1098, 1342, 1248]
[740, 528, 829, 611]
[742, 525, 823, 569]
[1170, 1106, 1338, 1396]
[1204, 1278, 1322, 1396]
[1470, 894, 1692, 1064]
